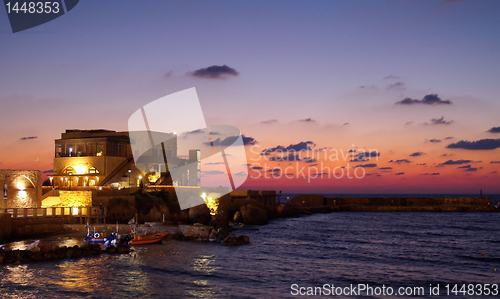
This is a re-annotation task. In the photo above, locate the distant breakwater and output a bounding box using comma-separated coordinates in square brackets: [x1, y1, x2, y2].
[327, 196, 498, 212]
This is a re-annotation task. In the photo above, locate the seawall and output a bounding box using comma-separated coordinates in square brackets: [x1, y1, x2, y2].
[329, 197, 497, 212]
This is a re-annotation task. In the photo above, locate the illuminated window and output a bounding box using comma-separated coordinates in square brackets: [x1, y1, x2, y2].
[63, 166, 74, 175]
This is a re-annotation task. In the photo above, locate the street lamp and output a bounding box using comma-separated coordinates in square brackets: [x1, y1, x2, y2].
[138, 175, 143, 188]
[127, 169, 132, 188]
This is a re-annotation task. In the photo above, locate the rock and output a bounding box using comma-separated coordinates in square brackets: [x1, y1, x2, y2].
[107, 197, 136, 223]
[240, 204, 268, 225]
[276, 203, 303, 218]
[116, 245, 130, 254]
[232, 211, 242, 223]
[178, 224, 211, 241]
[208, 229, 217, 242]
[188, 204, 211, 225]
[223, 235, 250, 246]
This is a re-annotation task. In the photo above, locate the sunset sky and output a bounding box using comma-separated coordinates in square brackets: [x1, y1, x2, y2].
[0, 0, 499, 193]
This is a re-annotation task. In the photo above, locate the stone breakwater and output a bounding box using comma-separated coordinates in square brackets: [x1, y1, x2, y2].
[0, 243, 130, 265]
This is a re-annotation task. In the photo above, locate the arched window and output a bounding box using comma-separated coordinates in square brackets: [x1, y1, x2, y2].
[62, 165, 100, 175]
[62, 166, 75, 175]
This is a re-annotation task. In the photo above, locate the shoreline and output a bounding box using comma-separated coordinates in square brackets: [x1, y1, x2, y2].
[1, 192, 498, 243]
[1, 203, 499, 266]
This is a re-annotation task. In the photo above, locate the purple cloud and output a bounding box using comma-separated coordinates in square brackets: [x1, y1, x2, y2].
[190, 65, 239, 79]
[447, 139, 500, 150]
[396, 94, 452, 105]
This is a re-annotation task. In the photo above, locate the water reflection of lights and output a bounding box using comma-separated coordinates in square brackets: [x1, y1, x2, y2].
[2, 265, 35, 285]
[4, 240, 38, 251]
[187, 279, 216, 299]
[59, 238, 81, 248]
[191, 254, 217, 274]
[54, 259, 106, 292]
[188, 255, 217, 298]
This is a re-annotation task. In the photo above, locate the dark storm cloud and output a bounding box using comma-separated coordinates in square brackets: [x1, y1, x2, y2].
[491, 161, 500, 164]
[458, 165, 480, 172]
[261, 141, 315, 155]
[268, 153, 301, 162]
[350, 151, 380, 162]
[447, 139, 500, 150]
[428, 139, 442, 143]
[250, 166, 264, 171]
[409, 152, 425, 157]
[396, 94, 452, 105]
[241, 135, 257, 145]
[422, 172, 440, 176]
[387, 81, 406, 91]
[379, 167, 393, 171]
[302, 157, 317, 163]
[298, 118, 316, 123]
[438, 159, 472, 166]
[395, 172, 405, 176]
[19, 136, 38, 141]
[487, 126, 500, 133]
[186, 129, 204, 134]
[207, 135, 256, 146]
[426, 116, 453, 126]
[389, 159, 411, 164]
[190, 65, 239, 79]
[355, 163, 378, 168]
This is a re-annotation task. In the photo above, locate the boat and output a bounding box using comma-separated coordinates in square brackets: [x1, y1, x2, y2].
[83, 225, 106, 244]
[129, 232, 169, 246]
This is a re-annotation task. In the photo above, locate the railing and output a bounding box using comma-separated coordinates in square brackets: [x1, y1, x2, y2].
[0, 207, 102, 219]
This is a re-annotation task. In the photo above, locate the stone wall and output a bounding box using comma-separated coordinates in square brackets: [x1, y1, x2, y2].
[0, 170, 42, 209]
[59, 190, 92, 207]
[0, 213, 13, 241]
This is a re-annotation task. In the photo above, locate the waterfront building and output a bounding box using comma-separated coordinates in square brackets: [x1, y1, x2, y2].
[0, 170, 42, 209]
[52, 129, 137, 189]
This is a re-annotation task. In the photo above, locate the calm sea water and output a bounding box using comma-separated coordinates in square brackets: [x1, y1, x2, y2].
[1, 213, 499, 298]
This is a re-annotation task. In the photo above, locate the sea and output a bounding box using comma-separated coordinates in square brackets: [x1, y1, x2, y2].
[1, 212, 499, 298]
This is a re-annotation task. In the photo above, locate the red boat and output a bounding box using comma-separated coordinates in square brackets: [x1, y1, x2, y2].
[129, 232, 169, 245]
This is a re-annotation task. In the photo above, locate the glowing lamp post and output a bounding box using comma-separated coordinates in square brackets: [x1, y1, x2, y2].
[201, 192, 219, 216]
[138, 175, 143, 188]
[127, 169, 132, 188]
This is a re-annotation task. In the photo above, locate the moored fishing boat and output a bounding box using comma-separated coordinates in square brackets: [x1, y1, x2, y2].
[129, 232, 169, 246]
[83, 226, 106, 244]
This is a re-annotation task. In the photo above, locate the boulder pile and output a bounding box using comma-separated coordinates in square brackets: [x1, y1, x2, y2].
[0, 243, 130, 265]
